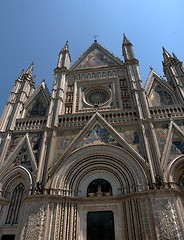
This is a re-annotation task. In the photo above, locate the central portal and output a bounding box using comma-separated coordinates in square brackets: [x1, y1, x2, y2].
[87, 211, 115, 240]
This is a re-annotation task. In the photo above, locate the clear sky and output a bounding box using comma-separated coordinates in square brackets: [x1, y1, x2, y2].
[0, 0, 183, 115]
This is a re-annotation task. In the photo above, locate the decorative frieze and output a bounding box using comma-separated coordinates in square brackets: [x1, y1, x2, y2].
[66, 69, 126, 82]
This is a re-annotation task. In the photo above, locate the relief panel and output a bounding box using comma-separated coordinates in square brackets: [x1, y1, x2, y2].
[20, 204, 46, 240]
[152, 198, 183, 239]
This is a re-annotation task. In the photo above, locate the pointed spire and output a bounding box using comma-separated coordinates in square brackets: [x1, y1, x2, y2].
[25, 62, 34, 76]
[57, 41, 71, 69]
[172, 52, 179, 61]
[122, 34, 135, 61]
[123, 33, 132, 46]
[63, 40, 69, 51]
[59, 40, 69, 54]
[162, 47, 172, 62]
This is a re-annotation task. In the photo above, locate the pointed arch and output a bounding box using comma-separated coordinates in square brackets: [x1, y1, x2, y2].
[0, 166, 32, 227]
[1, 134, 37, 175]
[1, 166, 33, 196]
[5, 183, 25, 225]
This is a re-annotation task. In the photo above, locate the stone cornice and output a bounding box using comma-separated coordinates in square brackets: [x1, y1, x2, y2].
[22, 187, 183, 204]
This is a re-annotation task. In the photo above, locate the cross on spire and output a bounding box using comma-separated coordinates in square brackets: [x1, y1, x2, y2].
[93, 35, 98, 42]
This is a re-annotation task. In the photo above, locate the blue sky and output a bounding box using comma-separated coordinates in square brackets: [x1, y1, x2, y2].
[0, 0, 183, 115]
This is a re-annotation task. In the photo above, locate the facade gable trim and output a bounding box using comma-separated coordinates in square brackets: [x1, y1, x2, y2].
[24, 81, 50, 110]
[0, 134, 37, 176]
[145, 69, 174, 96]
[70, 42, 123, 71]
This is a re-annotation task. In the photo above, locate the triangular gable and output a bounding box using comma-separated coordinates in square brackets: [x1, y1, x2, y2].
[161, 121, 184, 170]
[1, 134, 37, 174]
[24, 81, 50, 117]
[70, 42, 123, 71]
[145, 69, 176, 107]
[50, 112, 148, 175]
[76, 122, 119, 148]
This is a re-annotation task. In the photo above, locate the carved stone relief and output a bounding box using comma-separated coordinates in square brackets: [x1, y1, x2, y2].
[20, 204, 46, 240]
[152, 198, 183, 239]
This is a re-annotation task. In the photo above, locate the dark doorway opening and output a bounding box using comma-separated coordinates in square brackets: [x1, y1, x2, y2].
[87, 211, 115, 240]
[1, 235, 15, 240]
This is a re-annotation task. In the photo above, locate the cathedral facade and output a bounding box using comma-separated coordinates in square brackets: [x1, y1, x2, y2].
[0, 35, 184, 240]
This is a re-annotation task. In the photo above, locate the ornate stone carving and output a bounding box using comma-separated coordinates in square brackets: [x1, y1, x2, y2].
[20, 204, 46, 240]
[152, 198, 183, 239]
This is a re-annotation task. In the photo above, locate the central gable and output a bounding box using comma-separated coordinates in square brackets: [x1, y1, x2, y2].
[76, 48, 116, 69]
[70, 42, 123, 71]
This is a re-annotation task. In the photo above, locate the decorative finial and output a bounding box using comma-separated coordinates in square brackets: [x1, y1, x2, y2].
[93, 35, 98, 42]
[123, 33, 132, 45]
[64, 40, 69, 51]
[149, 66, 153, 71]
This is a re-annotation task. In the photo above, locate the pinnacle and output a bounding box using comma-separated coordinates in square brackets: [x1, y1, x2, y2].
[123, 33, 132, 45]
[25, 62, 34, 76]
[172, 52, 179, 60]
[59, 41, 69, 53]
[162, 47, 172, 61]
[63, 40, 69, 51]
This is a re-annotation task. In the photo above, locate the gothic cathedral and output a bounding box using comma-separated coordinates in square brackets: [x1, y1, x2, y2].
[0, 35, 184, 240]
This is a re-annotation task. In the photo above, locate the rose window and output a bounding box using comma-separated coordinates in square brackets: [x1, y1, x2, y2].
[85, 89, 110, 106]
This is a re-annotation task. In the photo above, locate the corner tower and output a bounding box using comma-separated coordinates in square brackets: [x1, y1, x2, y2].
[0, 63, 35, 132]
[162, 47, 184, 103]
